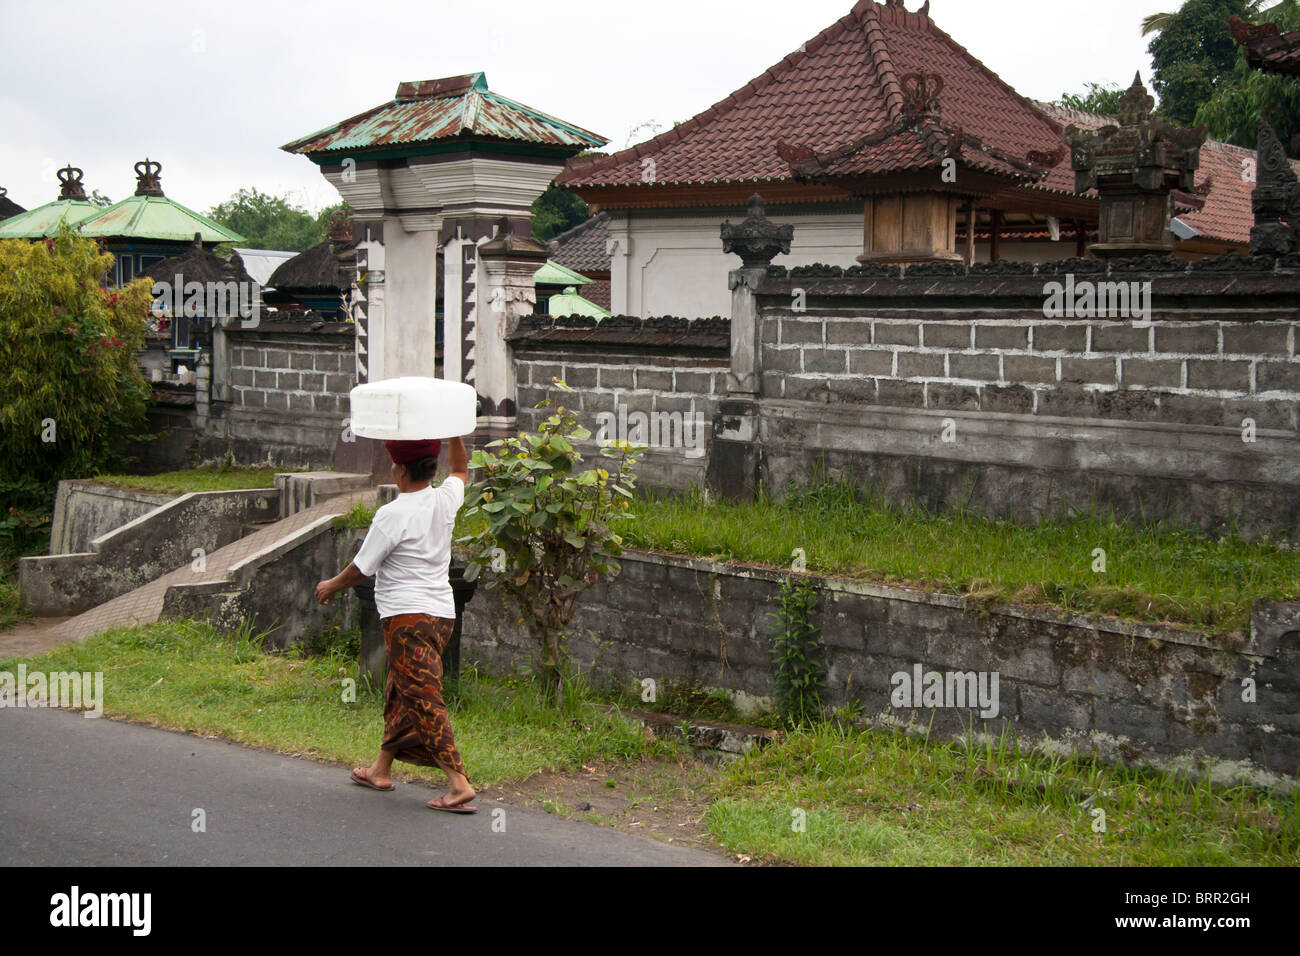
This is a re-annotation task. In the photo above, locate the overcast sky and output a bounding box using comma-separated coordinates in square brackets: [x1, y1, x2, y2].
[1, 0, 1178, 221]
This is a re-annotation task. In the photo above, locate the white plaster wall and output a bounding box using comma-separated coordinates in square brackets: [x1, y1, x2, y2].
[612, 208, 1086, 318]
[381, 222, 441, 379]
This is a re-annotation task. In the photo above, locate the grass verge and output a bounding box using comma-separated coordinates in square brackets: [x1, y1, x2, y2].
[706, 720, 1298, 866]
[89, 467, 282, 496]
[620, 483, 1300, 636]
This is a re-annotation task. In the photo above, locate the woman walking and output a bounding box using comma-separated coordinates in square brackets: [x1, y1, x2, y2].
[315, 435, 476, 814]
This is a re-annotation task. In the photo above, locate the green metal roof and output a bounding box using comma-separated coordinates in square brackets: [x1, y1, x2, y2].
[0, 198, 102, 239]
[78, 195, 244, 244]
[282, 72, 606, 157]
[534, 259, 593, 286]
[548, 286, 610, 320]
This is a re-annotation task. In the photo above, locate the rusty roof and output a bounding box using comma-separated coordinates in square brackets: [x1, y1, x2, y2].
[282, 72, 606, 156]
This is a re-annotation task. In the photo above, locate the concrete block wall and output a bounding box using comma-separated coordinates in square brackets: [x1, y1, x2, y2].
[199, 318, 356, 467]
[736, 260, 1300, 538]
[759, 311, 1299, 430]
[461, 548, 1300, 787]
[509, 315, 729, 491]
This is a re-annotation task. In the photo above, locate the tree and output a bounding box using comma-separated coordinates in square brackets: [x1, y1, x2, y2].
[1144, 0, 1253, 125]
[458, 384, 642, 703]
[1054, 82, 1126, 115]
[531, 186, 589, 242]
[1143, 0, 1299, 153]
[89, 189, 112, 208]
[1196, 1, 1300, 155]
[0, 230, 153, 490]
[207, 188, 336, 251]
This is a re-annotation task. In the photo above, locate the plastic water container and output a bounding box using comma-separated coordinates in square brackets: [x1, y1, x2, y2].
[349, 377, 478, 440]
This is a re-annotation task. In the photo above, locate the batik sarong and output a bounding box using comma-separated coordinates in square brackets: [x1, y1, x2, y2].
[380, 613, 468, 780]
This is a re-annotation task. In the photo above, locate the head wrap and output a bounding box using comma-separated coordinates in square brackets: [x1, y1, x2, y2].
[385, 438, 442, 465]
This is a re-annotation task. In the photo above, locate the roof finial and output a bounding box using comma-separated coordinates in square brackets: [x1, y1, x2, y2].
[57, 165, 87, 201]
[134, 158, 165, 197]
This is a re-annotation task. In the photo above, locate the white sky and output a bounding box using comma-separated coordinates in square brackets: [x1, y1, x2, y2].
[0, 0, 1178, 220]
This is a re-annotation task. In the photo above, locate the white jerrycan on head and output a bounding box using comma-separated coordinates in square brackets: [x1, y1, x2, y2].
[348, 377, 478, 440]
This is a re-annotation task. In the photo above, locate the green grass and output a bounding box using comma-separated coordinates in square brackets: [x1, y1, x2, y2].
[334, 501, 378, 530]
[705, 720, 1299, 866]
[0, 618, 679, 788]
[619, 483, 1300, 636]
[90, 467, 284, 496]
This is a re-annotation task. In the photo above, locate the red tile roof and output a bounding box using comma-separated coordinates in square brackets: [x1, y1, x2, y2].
[558, 0, 1068, 191]
[1035, 102, 1300, 247]
[1231, 16, 1300, 76]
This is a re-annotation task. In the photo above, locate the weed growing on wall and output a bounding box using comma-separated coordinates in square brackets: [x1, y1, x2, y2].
[768, 578, 826, 727]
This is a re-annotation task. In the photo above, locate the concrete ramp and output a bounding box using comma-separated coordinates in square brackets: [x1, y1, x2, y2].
[37, 490, 373, 646]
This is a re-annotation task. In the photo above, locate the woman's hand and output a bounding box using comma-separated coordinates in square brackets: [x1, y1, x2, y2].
[315, 579, 337, 605]
[316, 563, 367, 605]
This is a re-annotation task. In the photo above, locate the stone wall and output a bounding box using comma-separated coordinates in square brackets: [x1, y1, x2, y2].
[21, 488, 279, 616]
[461, 548, 1300, 787]
[194, 315, 356, 468]
[711, 258, 1300, 539]
[509, 314, 729, 491]
[47, 481, 173, 555]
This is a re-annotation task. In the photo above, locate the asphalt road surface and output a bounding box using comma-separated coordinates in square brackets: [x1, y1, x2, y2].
[0, 706, 730, 867]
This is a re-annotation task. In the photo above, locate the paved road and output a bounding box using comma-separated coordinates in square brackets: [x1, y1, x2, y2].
[0, 707, 730, 867]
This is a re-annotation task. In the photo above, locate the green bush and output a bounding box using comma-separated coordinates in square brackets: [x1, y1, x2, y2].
[0, 230, 153, 488]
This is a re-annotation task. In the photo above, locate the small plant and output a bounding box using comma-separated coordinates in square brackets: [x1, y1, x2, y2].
[458, 382, 643, 704]
[768, 578, 826, 727]
[333, 501, 377, 530]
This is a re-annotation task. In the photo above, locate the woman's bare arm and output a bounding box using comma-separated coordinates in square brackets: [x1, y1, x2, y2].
[315, 562, 367, 605]
[448, 436, 468, 484]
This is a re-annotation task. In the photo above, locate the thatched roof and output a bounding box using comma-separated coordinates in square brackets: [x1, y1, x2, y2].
[142, 234, 256, 286]
[267, 237, 355, 292]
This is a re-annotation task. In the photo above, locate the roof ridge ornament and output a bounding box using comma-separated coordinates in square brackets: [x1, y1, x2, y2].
[57, 165, 87, 201]
[900, 71, 943, 117]
[134, 158, 165, 197]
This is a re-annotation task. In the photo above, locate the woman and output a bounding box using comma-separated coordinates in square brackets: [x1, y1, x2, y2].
[315, 434, 476, 814]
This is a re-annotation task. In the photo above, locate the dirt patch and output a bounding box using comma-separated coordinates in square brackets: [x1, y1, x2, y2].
[0, 616, 74, 659]
[480, 755, 735, 859]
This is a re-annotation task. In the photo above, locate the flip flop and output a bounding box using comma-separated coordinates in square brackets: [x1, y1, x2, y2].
[427, 795, 478, 814]
[351, 768, 395, 791]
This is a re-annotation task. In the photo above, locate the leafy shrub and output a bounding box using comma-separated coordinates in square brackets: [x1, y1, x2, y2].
[0, 230, 153, 487]
[458, 384, 642, 703]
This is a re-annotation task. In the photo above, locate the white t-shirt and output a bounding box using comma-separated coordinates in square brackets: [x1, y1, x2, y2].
[353, 477, 464, 620]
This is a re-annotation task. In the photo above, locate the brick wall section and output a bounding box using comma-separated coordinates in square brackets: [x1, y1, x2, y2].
[757, 259, 1300, 431]
[203, 318, 356, 467]
[761, 313, 1299, 431]
[508, 315, 729, 490]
